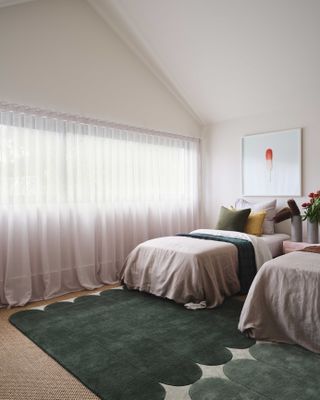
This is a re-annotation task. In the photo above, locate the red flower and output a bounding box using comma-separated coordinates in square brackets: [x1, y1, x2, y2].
[302, 190, 320, 222]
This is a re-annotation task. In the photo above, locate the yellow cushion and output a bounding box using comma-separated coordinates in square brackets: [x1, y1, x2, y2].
[244, 211, 266, 236]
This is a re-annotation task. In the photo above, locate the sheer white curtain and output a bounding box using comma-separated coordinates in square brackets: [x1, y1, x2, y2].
[0, 106, 200, 306]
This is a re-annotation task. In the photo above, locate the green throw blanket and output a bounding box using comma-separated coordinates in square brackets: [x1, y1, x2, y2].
[176, 233, 256, 293]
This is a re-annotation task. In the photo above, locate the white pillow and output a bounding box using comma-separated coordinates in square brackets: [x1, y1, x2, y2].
[235, 198, 277, 234]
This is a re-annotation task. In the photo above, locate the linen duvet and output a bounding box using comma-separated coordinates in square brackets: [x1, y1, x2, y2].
[121, 229, 271, 308]
[239, 250, 320, 353]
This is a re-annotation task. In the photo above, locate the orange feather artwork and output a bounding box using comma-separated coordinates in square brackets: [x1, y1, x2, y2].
[265, 148, 273, 182]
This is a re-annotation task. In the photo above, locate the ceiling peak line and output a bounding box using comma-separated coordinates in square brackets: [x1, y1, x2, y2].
[87, 0, 205, 127]
[0, 0, 34, 7]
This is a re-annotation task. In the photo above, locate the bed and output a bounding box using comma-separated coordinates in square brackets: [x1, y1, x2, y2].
[238, 249, 320, 353]
[261, 233, 290, 257]
[121, 229, 272, 308]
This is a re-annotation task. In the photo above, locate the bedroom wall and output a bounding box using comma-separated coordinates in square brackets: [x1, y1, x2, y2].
[202, 108, 320, 235]
[0, 0, 200, 137]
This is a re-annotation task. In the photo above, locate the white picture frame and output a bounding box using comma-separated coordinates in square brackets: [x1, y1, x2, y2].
[242, 128, 302, 196]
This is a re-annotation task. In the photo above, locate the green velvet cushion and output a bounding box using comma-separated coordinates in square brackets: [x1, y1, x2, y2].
[216, 206, 251, 232]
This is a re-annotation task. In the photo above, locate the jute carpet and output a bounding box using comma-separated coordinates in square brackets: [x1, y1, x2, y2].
[8, 287, 320, 400]
[0, 285, 116, 400]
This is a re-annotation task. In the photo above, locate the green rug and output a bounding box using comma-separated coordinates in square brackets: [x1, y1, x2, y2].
[10, 288, 320, 400]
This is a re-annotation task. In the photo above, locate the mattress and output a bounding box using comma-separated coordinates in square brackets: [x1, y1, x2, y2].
[261, 233, 290, 257]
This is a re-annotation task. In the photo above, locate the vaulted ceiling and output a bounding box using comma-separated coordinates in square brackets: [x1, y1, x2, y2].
[91, 0, 320, 125]
[2, 0, 320, 125]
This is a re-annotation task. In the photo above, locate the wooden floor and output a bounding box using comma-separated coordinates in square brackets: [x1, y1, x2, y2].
[0, 285, 118, 400]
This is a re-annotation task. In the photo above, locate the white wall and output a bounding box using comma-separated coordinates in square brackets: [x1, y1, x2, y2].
[202, 108, 320, 232]
[0, 0, 200, 137]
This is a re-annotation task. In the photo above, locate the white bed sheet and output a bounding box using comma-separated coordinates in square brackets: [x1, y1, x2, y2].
[261, 233, 290, 257]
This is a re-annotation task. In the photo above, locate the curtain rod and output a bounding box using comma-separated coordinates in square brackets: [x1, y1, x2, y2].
[0, 101, 200, 143]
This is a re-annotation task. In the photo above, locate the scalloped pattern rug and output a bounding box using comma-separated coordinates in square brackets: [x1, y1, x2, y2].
[10, 288, 320, 400]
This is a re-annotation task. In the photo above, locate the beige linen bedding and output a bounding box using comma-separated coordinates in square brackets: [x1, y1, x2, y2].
[239, 251, 320, 353]
[121, 235, 239, 308]
[121, 229, 271, 308]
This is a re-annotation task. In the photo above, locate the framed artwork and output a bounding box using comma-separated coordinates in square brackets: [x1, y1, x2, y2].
[242, 128, 302, 196]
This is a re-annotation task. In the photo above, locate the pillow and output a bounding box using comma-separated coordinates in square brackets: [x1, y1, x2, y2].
[244, 211, 266, 236]
[273, 207, 292, 223]
[216, 206, 251, 232]
[235, 198, 277, 234]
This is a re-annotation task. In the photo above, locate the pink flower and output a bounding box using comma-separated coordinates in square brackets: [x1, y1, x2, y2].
[302, 190, 320, 222]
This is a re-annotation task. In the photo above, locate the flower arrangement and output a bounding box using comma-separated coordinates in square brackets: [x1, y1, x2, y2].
[301, 191, 320, 222]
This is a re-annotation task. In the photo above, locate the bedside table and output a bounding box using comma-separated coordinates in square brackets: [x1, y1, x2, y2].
[283, 240, 319, 254]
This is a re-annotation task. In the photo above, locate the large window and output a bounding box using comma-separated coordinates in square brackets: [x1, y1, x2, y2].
[0, 124, 199, 207]
[0, 106, 200, 307]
